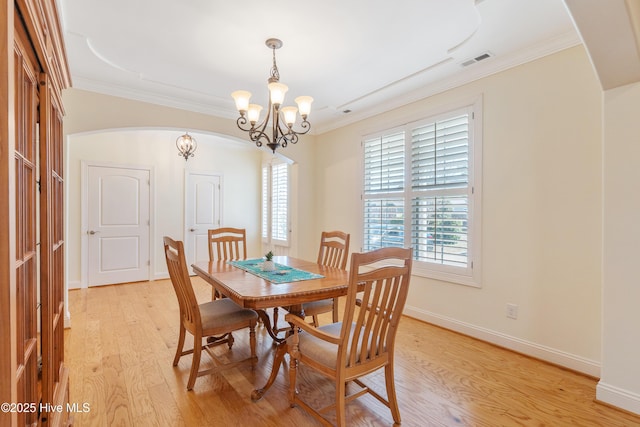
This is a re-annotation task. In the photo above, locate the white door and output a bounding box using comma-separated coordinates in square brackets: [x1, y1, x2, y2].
[185, 171, 222, 272]
[87, 165, 150, 286]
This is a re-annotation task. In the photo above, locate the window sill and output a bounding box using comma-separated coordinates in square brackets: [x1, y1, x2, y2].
[412, 263, 481, 288]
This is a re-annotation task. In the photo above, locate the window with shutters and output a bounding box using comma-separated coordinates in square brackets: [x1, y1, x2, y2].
[362, 100, 482, 286]
[262, 161, 290, 246]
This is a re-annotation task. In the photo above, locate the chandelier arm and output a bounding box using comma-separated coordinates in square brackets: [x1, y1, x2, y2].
[248, 129, 268, 147]
[236, 115, 253, 132]
[236, 101, 275, 148]
[277, 132, 299, 148]
[296, 119, 311, 135]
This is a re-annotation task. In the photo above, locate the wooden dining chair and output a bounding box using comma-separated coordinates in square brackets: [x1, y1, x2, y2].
[208, 227, 247, 299]
[163, 236, 257, 390]
[303, 230, 350, 325]
[273, 231, 350, 333]
[286, 247, 413, 426]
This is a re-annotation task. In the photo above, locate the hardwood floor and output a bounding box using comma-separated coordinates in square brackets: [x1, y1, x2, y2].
[65, 279, 640, 426]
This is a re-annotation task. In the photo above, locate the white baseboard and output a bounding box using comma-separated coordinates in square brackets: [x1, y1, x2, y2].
[597, 382, 640, 414]
[153, 273, 169, 281]
[404, 305, 601, 378]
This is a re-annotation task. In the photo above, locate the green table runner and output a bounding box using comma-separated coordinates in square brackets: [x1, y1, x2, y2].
[227, 258, 324, 284]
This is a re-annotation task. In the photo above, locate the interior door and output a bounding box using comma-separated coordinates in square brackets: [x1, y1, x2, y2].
[87, 165, 150, 286]
[185, 171, 222, 272]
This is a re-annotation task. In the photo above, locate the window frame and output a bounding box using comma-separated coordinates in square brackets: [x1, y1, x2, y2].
[361, 98, 482, 287]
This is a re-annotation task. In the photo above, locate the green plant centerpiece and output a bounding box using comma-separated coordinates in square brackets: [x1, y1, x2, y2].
[263, 250, 276, 271]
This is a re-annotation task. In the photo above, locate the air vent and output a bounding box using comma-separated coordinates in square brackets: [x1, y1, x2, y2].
[461, 51, 493, 67]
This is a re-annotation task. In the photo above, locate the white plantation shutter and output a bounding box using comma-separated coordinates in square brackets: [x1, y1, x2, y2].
[261, 165, 268, 241]
[363, 131, 405, 194]
[410, 113, 470, 267]
[411, 195, 468, 267]
[362, 102, 481, 286]
[271, 162, 289, 244]
[411, 114, 469, 190]
[363, 131, 405, 252]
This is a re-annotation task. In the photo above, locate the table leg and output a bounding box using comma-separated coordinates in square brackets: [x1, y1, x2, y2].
[256, 309, 287, 344]
[251, 340, 288, 401]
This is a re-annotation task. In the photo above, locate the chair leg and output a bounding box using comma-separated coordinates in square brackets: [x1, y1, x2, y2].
[336, 379, 347, 427]
[249, 323, 257, 369]
[385, 363, 401, 424]
[288, 332, 300, 407]
[173, 324, 186, 366]
[311, 315, 320, 327]
[187, 334, 203, 391]
[331, 297, 339, 323]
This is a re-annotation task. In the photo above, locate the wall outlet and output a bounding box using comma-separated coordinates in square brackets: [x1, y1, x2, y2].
[506, 303, 518, 319]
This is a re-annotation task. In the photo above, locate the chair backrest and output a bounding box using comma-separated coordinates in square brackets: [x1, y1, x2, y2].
[163, 236, 201, 331]
[339, 247, 412, 370]
[208, 227, 247, 261]
[316, 230, 350, 269]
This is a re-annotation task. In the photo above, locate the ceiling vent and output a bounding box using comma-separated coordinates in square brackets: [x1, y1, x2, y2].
[461, 52, 493, 67]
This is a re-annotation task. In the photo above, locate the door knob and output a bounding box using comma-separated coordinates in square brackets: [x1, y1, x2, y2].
[87, 230, 99, 235]
[190, 228, 196, 232]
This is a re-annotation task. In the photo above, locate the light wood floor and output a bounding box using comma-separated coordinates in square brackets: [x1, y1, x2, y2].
[65, 279, 640, 427]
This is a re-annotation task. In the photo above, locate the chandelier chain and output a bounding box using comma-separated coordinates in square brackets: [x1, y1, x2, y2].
[270, 46, 280, 82]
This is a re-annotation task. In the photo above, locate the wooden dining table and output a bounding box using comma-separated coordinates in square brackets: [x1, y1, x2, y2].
[191, 255, 349, 400]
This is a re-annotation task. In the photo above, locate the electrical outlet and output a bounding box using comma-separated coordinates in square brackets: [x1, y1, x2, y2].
[506, 303, 518, 319]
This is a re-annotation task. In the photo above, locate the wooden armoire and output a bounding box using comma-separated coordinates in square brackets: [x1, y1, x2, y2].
[1, 0, 70, 426]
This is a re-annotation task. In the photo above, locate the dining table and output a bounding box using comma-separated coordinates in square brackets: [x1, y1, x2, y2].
[191, 255, 349, 400]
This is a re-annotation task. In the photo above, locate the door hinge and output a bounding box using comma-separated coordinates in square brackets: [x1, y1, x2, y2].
[147, 260, 150, 266]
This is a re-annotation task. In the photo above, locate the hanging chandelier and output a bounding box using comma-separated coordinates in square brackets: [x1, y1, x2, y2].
[231, 38, 313, 153]
[176, 132, 197, 161]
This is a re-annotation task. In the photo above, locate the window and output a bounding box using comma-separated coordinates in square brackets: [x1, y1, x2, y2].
[262, 161, 290, 246]
[363, 100, 482, 286]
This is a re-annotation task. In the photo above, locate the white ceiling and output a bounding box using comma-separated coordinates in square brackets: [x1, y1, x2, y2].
[57, 0, 581, 133]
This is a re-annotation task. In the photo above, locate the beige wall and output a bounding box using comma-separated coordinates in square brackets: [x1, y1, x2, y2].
[599, 81, 640, 413]
[314, 45, 603, 374]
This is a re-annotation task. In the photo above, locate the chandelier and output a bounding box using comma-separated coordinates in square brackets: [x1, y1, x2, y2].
[176, 132, 197, 161]
[231, 38, 313, 153]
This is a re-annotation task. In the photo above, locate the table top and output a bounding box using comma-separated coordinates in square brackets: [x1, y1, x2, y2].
[192, 255, 350, 310]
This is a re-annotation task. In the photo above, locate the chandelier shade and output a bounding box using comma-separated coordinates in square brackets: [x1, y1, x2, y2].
[232, 38, 313, 153]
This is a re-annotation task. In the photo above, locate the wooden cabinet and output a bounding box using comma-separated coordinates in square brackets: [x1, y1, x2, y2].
[1, 0, 70, 426]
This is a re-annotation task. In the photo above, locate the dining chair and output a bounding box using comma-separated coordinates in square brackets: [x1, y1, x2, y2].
[285, 247, 413, 426]
[163, 236, 257, 390]
[208, 227, 247, 299]
[273, 231, 350, 333]
[303, 230, 350, 325]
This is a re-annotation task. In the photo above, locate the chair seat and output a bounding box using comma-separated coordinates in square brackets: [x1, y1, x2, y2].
[296, 322, 380, 371]
[296, 323, 345, 369]
[301, 298, 333, 314]
[200, 298, 258, 332]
